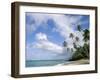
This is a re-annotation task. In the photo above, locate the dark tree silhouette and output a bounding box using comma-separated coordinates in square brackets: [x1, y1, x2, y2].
[83, 29, 89, 42]
[75, 36, 79, 42]
[69, 33, 74, 39]
[63, 41, 67, 47]
[77, 25, 81, 31]
[69, 24, 90, 61]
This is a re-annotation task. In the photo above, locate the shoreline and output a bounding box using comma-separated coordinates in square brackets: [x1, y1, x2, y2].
[56, 59, 89, 66]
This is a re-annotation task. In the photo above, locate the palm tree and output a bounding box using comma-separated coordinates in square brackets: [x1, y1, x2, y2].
[75, 36, 79, 47]
[75, 36, 79, 42]
[63, 41, 70, 52]
[69, 33, 74, 39]
[77, 25, 81, 32]
[73, 42, 77, 49]
[67, 48, 70, 52]
[63, 41, 67, 47]
[70, 25, 90, 60]
[83, 29, 89, 42]
[71, 48, 73, 52]
[82, 29, 89, 58]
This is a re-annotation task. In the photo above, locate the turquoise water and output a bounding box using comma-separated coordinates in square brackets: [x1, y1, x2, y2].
[26, 60, 67, 67]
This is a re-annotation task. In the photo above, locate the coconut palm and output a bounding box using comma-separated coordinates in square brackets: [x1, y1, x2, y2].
[63, 41, 70, 52]
[70, 25, 90, 61]
[71, 48, 73, 52]
[63, 41, 67, 47]
[83, 29, 89, 42]
[75, 36, 80, 47]
[67, 48, 70, 52]
[73, 42, 77, 49]
[69, 33, 74, 39]
[75, 36, 79, 42]
[77, 25, 81, 32]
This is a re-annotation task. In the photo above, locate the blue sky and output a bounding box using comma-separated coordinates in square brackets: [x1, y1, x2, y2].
[25, 12, 89, 60]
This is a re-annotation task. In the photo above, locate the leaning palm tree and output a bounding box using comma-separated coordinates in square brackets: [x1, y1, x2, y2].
[67, 48, 70, 52]
[63, 41, 67, 47]
[75, 36, 80, 47]
[75, 36, 79, 42]
[69, 33, 74, 39]
[73, 42, 77, 49]
[83, 29, 90, 58]
[83, 29, 89, 42]
[63, 41, 70, 52]
[71, 48, 73, 52]
[77, 25, 81, 32]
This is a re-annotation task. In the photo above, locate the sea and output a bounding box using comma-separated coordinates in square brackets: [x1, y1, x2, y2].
[26, 60, 67, 67]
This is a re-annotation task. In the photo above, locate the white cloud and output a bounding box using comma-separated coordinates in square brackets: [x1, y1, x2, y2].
[26, 13, 89, 60]
[26, 32, 74, 60]
[26, 13, 87, 49]
[26, 13, 52, 33]
[32, 33, 63, 54]
[35, 32, 48, 41]
[50, 15, 84, 48]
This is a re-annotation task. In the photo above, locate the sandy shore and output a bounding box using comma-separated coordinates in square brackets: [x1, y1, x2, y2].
[56, 59, 89, 66]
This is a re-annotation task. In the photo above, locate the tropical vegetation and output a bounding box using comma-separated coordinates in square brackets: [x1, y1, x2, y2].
[63, 25, 90, 61]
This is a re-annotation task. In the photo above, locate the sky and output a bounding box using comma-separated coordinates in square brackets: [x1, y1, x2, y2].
[25, 12, 89, 60]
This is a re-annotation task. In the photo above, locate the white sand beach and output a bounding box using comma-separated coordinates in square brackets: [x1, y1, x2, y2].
[56, 59, 89, 66]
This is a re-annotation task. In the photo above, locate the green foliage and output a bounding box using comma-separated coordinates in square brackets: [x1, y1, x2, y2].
[70, 43, 89, 61]
[83, 29, 89, 42]
[69, 25, 90, 61]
